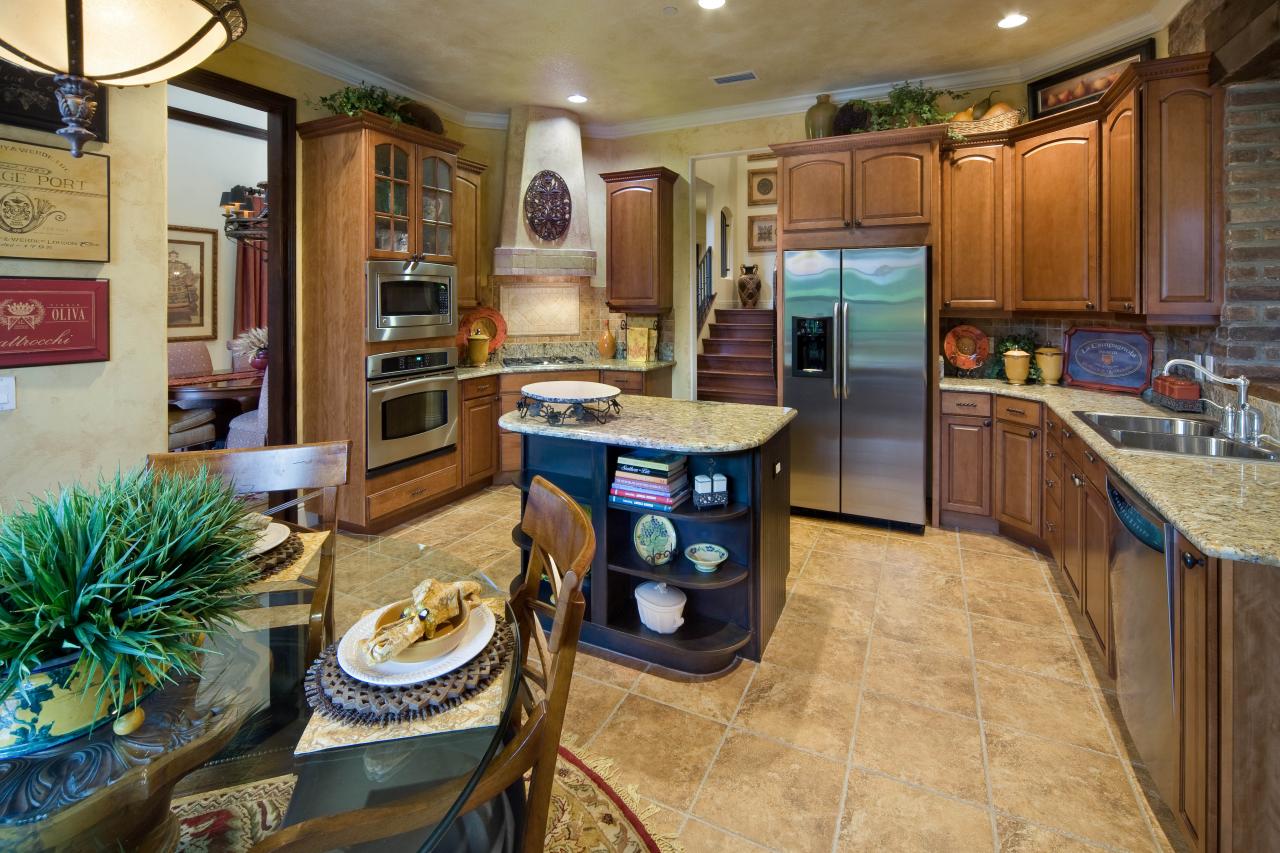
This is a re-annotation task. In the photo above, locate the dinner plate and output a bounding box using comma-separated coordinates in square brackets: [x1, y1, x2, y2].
[336, 603, 496, 687]
[247, 522, 290, 557]
[943, 325, 990, 371]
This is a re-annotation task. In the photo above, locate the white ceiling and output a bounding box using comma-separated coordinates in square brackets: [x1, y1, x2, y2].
[243, 0, 1183, 135]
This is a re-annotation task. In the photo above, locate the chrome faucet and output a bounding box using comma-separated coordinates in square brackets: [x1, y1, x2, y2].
[1162, 359, 1261, 445]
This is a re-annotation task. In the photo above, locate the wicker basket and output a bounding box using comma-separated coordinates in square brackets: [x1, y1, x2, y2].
[950, 109, 1024, 137]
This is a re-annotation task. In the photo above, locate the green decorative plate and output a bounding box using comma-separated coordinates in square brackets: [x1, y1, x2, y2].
[633, 514, 677, 566]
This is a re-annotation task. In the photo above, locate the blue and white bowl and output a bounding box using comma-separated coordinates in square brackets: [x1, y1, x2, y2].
[685, 543, 728, 573]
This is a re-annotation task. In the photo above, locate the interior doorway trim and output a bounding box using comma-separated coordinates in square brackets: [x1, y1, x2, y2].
[171, 68, 298, 447]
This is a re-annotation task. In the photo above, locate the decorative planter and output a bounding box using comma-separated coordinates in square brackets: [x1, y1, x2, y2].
[249, 348, 268, 371]
[1002, 349, 1031, 385]
[1034, 346, 1064, 385]
[0, 654, 154, 758]
[805, 94, 838, 139]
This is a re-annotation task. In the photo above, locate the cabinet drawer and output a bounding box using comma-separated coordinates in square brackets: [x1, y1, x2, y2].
[461, 375, 498, 400]
[1043, 409, 1064, 442]
[1043, 453, 1064, 506]
[367, 464, 459, 519]
[994, 397, 1041, 427]
[941, 392, 991, 416]
[1061, 429, 1108, 487]
[601, 370, 644, 394]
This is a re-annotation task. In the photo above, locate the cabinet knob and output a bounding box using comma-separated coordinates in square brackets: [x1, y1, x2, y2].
[1062, 428, 1073, 438]
[1124, 302, 1134, 311]
[1046, 449, 1056, 459]
[1046, 520, 1056, 531]
[982, 418, 992, 427]
[1071, 474, 1084, 487]
[943, 300, 952, 308]
[844, 220, 852, 227]
[1085, 301, 1096, 309]
[1182, 550, 1205, 570]
[1029, 429, 1039, 438]
[1045, 478, 1056, 488]
[1084, 450, 1096, 463]
[853, 219, 862, 227]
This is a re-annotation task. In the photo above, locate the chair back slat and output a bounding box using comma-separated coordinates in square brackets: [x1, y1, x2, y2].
[148, 441, 350, 494]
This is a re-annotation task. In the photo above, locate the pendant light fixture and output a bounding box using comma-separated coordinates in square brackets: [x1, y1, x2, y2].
[0, 1, 248, 157]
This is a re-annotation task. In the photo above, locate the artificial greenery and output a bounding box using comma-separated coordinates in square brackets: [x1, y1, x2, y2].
[992, 333, 1043, 384]
[0, 468, 257, 715]
[839, 81, 966, 135]
[315, 83, 415, 125]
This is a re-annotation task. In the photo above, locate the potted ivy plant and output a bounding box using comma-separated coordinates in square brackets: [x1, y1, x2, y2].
[0, 468, 257, 757]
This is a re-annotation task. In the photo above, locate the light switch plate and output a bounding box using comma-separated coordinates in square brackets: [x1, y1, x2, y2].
[0, 376, 14, 412]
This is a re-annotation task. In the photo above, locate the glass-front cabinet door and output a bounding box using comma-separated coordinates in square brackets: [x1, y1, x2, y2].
[370, 133, 413, 258]
[420, 154, 454, 261]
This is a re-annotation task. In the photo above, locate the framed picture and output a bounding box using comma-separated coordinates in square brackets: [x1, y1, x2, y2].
[746, 151, 775, 162]
[0, 137, 110, 262]
[1028, 39, 1155, 119]
[747, 168, 777, 206]
[747, 215, 777, 252]
[0, 60, 109, 142]
[167, 226, 218, 342]
[1064, 326, 1153, 395]
[0, 276, 109, 368]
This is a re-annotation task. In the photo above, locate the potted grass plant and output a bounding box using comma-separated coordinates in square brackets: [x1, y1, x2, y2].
[0, 468, 258, 757]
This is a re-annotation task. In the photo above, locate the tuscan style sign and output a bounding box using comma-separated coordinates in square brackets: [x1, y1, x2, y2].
[0, 277, 109, 368]
[0, 138, 110, 262]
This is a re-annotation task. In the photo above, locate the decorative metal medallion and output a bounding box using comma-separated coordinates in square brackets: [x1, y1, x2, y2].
[522, 170, 572, 241]
[517, 396, 622, 425]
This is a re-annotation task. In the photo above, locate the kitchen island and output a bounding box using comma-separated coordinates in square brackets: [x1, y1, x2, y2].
[499, 396, 796, 673]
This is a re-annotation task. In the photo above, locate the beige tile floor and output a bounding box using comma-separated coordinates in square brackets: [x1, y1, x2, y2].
[331, 489, 1177, 853]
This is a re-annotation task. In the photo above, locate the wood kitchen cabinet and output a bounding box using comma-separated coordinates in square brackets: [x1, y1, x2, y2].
[455, 158, 486, 308]
[461, 376, 499, 486]
[601, 167, 677, 313]
[1060, 456, 1085, 601]
[940, 414, 991, 516]
[1103, 85, 1140, 313]
[942, 144, 1007, 310]
[1011, 120, 1100, 311]
[363, 124, 461, 262]
[778, 150, 852, 231]
[1174, 532, 1217, 853]
[993, 416, 1041, 537]
[1081, 477, 1112, 663]
[853, 142, 933, 226]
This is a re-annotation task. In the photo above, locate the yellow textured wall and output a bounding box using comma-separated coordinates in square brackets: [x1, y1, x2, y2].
[0, 87, 168, 504]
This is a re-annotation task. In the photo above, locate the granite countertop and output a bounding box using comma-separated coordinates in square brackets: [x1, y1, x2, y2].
[499, 395, 796, 454]
[458, 358, 676, 381]
[941, 378, 1280, 567]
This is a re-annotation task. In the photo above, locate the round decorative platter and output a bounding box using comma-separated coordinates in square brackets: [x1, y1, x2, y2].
[517, 380, 622, 425]
[337, 603, 496, 686]
[634, 514, 677, 566]
[455, 307, 508, 357]
[944, 324, 990, 371]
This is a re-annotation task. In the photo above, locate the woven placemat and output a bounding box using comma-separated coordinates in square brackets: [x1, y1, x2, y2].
[304, 619, 515, 726]
[251, 532, 304, 581]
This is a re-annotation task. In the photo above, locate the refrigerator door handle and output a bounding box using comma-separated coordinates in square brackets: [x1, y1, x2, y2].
[832, 301, 840, 400]
[842, 301, 850, 399]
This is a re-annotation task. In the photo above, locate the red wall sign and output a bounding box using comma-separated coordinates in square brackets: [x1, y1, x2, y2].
[0, 277, 109, 368]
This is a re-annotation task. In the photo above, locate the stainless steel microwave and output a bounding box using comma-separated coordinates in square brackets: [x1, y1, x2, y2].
[366, 259, 457, 342]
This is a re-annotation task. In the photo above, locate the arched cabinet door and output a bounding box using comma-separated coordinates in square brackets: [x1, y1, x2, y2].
[420, 154, 456, 262]
[368, 133, 413, 258]
[779, 151, 852, 231]
[942, 144, 1006, 310]
[602, 167, 677, 313]
[1103, 85, 1140, 314]
[854, 142, 932, 226]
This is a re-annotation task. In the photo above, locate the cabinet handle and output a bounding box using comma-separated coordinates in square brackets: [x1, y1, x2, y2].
[1085, 301, 1096, 309]
[1182, 550, 1205, 570]
[854, 218, 862, 227]
[1045, 478, 1056, 489]
[1084, 450, 1097, 463]
[1124, 301, 1134, 311]
[844, 220, 852, 227]
[956, 401, 977, 408]
[982, 418, 992, 427]
[1028, 429, 1039, 438]
[1046, 520, 1056, 532]
[1062, 428, 1073, 438]
[1046, 449, 1056, 459]
[1071, 474, 1084, 487]
[1005, 407, 1026, 415]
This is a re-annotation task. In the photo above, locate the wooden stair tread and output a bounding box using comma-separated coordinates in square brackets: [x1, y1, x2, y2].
[697, 369, 775, 379]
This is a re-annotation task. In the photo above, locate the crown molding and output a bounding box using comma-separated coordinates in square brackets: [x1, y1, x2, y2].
[243, 7, 1167, 140]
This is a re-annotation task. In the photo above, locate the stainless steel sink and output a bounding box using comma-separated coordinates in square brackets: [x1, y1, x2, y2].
[1077, 412, 1216, 436]
[1073, 410, 1278, 463]
[1109, 431, 1278, 461]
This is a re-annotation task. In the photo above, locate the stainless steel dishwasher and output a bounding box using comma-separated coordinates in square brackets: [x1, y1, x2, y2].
[1107, 474, 1177, 811]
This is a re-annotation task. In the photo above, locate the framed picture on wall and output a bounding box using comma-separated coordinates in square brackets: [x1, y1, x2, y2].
[747, 168, 777, 206]
[0, 137, 109, 262]
[0, 60, 109, 142]
[1028, 39, 1154, 118]
[166, 225, 218, 342]
[0, 276, 110, 368]
[747, 215, 777, 252]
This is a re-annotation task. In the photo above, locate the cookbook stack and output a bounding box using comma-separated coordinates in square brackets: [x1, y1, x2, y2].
[608, 449, 690, 512]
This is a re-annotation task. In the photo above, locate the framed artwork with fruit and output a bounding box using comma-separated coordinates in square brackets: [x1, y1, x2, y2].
[1028, 39, 1154, 119]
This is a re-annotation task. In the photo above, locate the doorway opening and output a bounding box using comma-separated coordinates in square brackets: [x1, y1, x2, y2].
[165, 70, 297, 450]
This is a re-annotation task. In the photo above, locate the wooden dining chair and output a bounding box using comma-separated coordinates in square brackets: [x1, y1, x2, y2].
[252, 474, 596, 853]
[147, 440, 351, 661]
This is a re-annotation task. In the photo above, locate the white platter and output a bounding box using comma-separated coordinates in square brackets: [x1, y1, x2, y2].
[248, 522, 290, 557]
[520, 380, 620, 404]
[336, 603, 496, 686]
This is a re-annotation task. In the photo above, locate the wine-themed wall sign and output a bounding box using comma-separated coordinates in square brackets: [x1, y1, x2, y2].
[1064, 326, 1153, 395]
[0, 277, 110, 368]
[0, 138, 109, 262]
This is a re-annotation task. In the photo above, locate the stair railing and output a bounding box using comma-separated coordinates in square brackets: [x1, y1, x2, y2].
[696, 247, 716, 335]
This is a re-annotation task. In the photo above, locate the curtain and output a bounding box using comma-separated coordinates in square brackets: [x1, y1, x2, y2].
[234, 238, 269, 335]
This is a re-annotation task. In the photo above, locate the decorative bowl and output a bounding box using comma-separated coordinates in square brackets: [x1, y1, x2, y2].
[685, 543, 728, 572]
[373, 597, 471, 663]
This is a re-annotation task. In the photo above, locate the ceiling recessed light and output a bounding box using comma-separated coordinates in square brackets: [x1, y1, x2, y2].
[662, 5, 678, 14]
[997, 12, 1028, 28]
[567, 94, 588, 104]
[699, 0, 726, 8]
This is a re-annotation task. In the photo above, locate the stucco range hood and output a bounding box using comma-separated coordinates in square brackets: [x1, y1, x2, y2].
[493, 105, 597, 279]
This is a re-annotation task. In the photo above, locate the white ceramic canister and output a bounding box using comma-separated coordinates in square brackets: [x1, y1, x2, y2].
[634, 581, 686, 634]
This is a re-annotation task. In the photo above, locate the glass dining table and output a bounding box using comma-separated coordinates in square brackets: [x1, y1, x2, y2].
[0, 570, 524, 853]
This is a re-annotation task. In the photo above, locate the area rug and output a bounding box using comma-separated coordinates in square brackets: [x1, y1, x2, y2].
[170, 746, 682, 852]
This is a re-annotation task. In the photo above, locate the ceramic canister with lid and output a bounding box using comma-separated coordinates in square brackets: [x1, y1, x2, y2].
[634, 581, 686, 634]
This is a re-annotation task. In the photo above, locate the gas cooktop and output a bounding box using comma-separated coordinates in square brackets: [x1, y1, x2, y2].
[502, 356, 586, 367]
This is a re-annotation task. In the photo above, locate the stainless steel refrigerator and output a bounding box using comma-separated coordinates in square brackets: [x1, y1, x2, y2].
[782, 247, 928, 526]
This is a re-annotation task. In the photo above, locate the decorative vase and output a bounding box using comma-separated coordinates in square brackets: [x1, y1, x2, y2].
[467, 327, 490, 367]
[1003, 349, 1031, 385]
[249, 348, 268, 371]
[805, 94, 838, 139]
[1035, 346, 1064, 385]
[736, 264, 762, 308]
[597, 321, 616, 359]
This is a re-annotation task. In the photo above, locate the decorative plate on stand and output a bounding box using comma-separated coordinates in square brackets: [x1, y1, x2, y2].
[456, 307, 508, 356]
[944, 325, 990, 372]
[518, 381, 622, 425]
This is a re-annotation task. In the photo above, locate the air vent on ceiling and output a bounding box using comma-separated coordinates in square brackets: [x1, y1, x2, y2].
[712, 70, 757, 85]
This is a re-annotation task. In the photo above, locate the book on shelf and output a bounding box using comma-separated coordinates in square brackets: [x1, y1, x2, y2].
[616, 449, 687, 474]
[613, 469, 687, 487]
[609, 486, 690, 505]
[608, 491, 690, 512]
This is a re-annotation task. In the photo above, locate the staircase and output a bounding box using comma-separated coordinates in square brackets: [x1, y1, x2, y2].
[697, 308, 777, 405]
